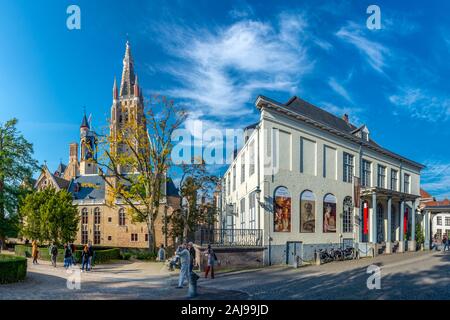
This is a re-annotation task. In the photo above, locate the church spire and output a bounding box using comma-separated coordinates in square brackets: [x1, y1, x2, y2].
[119, 40, 136, 97]
[113, 76, 118, 100]
[134, 74, 140, 97]
[80, 111, 89, 129]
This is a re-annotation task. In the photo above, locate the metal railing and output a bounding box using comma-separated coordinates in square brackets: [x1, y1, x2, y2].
[194, 228, 263, 247]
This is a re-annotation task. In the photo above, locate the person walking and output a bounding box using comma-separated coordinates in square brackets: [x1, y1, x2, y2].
[31, 240, 39, 265]
[204, 244, 216, 279]
[50, 242, 58, 267]
[175, 243, 190, 288]
[70, 243, 77, 265]
[0, 238, 3, 253]
[81, 245, 90, 272]
[63, 243, 73, 269]
[443, 234, 449, 252]
[157, 244, 166, 262]
[87, 241, 94, 271]
[188, 242, 196, 274]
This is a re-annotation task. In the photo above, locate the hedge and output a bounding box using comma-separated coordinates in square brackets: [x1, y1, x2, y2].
[14, 245, 121, 265]
[0, 254, 27, 284]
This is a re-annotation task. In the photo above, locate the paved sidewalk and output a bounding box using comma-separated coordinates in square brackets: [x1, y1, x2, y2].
[0, 258, 248, 300]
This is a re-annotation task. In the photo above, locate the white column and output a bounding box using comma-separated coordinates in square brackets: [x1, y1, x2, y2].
[370, 193, 377, 243]
[408, 199, 417, 251]
[386, 197, 392, 253]
[424, 210, 431, 250]
[399, 200, 405, 253]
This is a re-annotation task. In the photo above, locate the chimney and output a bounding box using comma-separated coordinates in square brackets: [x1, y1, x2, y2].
[342, 114, 349, 124]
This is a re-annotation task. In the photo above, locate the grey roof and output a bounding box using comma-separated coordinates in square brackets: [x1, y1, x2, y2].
[80, 113, 89, 128]
[69, 175, 105, 200]
[285, 96, 358, 134]
[257, 95, 425, 169]
[55, 163, 67, 176]
[68, 174, 179, 201]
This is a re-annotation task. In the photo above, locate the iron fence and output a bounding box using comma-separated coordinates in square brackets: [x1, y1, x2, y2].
[194, 228, 263, 247]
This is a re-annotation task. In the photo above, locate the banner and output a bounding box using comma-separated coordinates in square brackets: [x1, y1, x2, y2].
[363, 201, 369, 235]
[300, 191, 315, 233]
[274, 187, 291, 232]
[404, 207, 408, 235]
[323, 194, 337, 233]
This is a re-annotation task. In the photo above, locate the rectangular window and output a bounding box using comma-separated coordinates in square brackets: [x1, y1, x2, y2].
[232, 165, 236, 191]
[81, 225, 88, 245]
[437, 216, 442, 226]
[445, 217, 450, 226]
[240, 198, 246, 229]
[108, 236, 112, 241]
[131, 233, 138, 242]
[343, 153, 354, 183]
[108, 217, 112, 223]
[94, 230, 101, 245]
[404, 174, 410, 193]
[391, 169, 398, 191]
[249, 141, 255, 176]
[437, 229, 442, 239]
[362, 160, 371, 187]
[145, 234, 149, 242]
[241, 152, 246, 183]
[249, 192, 256, 230]
[377, 165, 386, 188]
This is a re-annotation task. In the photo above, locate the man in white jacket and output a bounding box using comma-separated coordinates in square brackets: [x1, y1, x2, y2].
[176, 243, 191, 288]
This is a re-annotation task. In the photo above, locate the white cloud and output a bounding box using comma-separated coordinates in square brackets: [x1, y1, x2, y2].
[336, 22, 390, 74]
[328, 77, 352, 103]
[151, 14, 314, 120]
[389, 87, 450, 122]
[421, 161, 450, 199]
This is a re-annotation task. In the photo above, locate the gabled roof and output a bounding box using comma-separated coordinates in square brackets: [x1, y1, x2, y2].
[55, 163, 67, 176]
[256, 95, 425, 170]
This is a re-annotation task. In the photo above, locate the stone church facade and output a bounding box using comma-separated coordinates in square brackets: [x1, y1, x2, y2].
[34, 42, 180, 249]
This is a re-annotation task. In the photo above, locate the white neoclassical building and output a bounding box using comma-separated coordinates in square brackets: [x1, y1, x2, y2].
[221, 95, 425, 265]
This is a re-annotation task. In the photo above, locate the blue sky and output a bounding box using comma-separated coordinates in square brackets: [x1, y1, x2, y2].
[1, 0, 450, 198]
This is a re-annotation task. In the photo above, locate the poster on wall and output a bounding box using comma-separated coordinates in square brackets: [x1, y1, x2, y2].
[323, 194, 337, 233]
[274, 187, 291, 232]
[300, 191, 315, 233]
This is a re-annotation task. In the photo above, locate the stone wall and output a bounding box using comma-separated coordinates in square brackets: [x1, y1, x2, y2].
[194, 245, 265, 271]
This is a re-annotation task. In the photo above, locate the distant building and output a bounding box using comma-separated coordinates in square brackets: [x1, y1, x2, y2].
[420, 189, 450, 245]
[222, 95, 424, 265]
[34, 42, 180, 248]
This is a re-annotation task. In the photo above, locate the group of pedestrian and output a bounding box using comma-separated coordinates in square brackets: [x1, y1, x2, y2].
[81, 241, 94, 272]
[431, 233, 450, 251]
[174, 242, 217, 289]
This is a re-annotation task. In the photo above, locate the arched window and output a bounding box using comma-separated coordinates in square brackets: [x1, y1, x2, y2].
[323, 194, 337, 233]
[273, 187, 291, 232]
[300, 190, 315, 233]
[94, 207, 101, 225]
[377, 203, 384, 243]
[343, 196, 353, 233]
[119, 208, 126, 226]
[81, 208, 88, 224]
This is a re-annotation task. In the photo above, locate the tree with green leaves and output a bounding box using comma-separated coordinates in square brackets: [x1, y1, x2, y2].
[20, 188, 79, 245]
[167, 160, 218, 242]
[0, 118, 38, 244]
[95, 95, 187, 253]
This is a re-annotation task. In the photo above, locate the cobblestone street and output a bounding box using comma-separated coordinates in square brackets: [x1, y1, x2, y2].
[1, 251, 448, 300]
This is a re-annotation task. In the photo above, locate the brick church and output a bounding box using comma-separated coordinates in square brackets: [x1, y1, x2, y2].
[34, 41, 180, 249]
